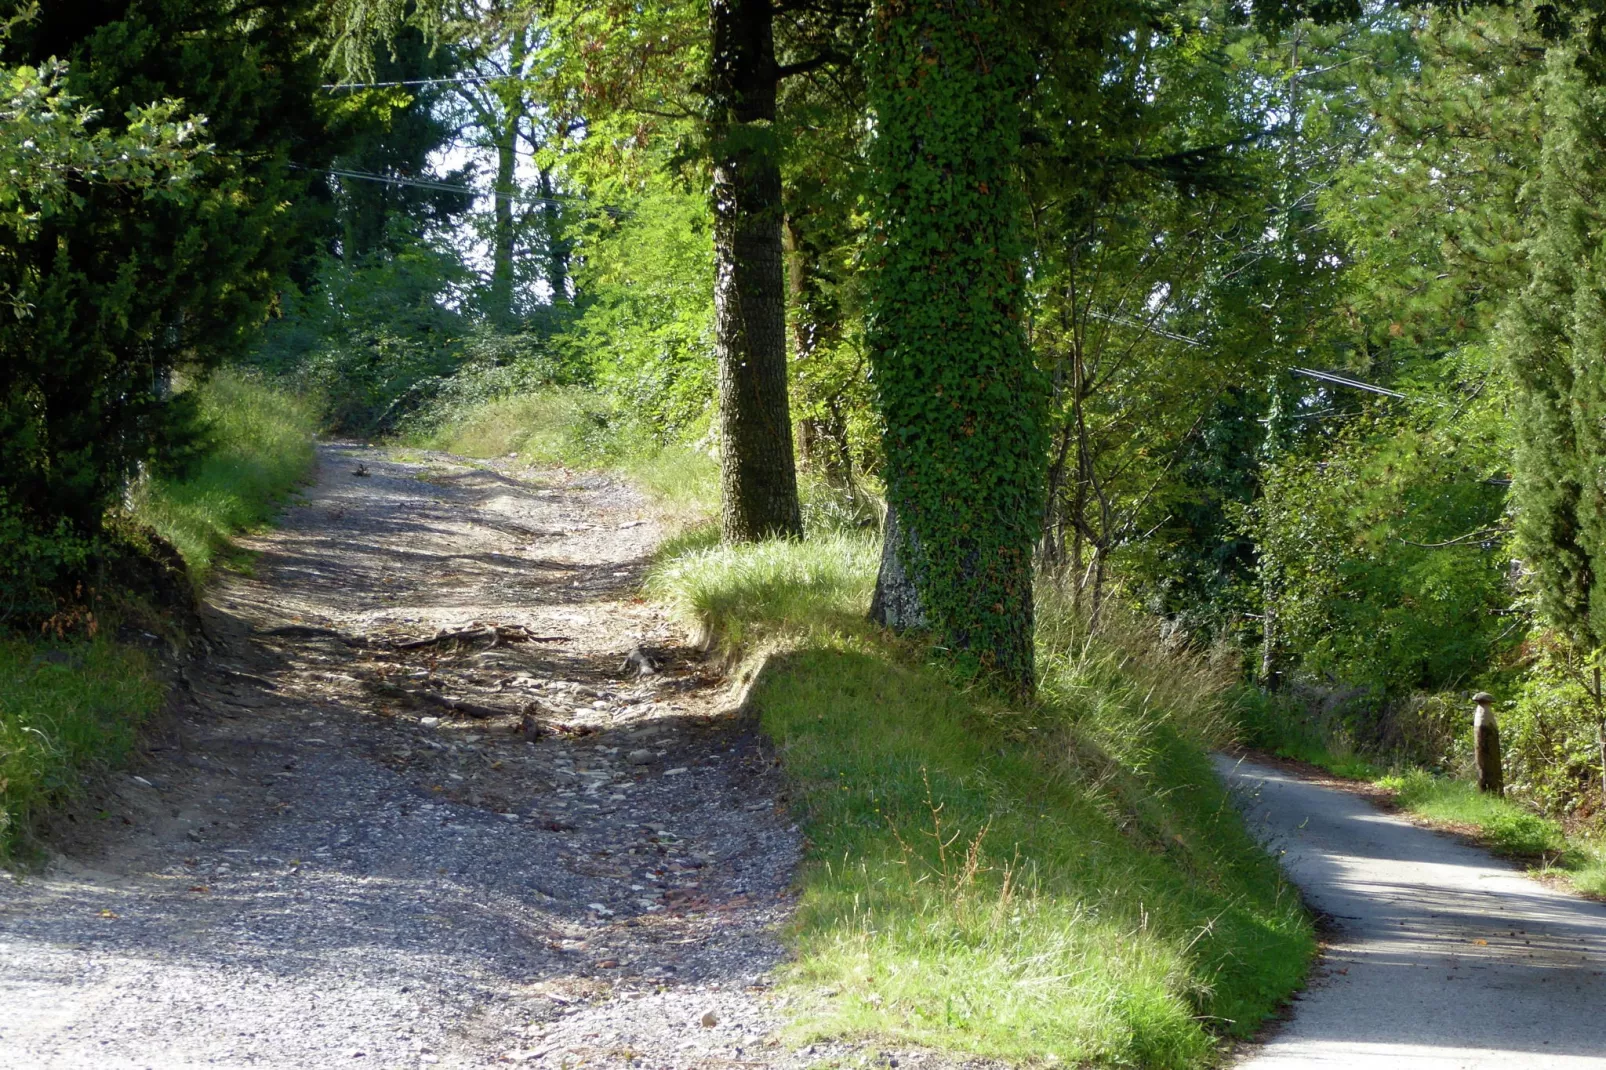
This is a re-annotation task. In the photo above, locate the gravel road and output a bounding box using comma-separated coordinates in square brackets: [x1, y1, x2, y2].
[1218, 754, 1606, 1068]
[0, 445, 827, 1069]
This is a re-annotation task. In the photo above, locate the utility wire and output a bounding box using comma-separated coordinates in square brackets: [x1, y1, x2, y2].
[320, 76, 503, 90]
[1289, 366, 1406, 399]
[290, 163, 578, 207]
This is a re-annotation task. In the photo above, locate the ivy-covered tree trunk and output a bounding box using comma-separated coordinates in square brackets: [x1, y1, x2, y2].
[865, 0, 1046, 694]
[539, 167, 570, 303]
[1504, 45, 1606, 647]
[709, 0, 804, 541]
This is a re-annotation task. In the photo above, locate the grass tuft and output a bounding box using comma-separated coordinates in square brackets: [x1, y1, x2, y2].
[646, 537, 1313, 1066]
[646, 530, 877, 653]
[129, 368, 320, 582]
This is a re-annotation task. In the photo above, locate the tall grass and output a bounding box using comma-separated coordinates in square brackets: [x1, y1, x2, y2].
[646, 530, 878, 653]
[646, 538, 1313, 1066]
[0, 640, 164, 861]
[130, 368, 320, 581]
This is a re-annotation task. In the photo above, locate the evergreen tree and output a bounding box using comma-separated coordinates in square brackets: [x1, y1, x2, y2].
[1503, 40, 1606, 648]
[0, 0, 337, 562]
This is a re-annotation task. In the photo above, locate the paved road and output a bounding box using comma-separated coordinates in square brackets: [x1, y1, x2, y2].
[1217, 755, 1606, 1068]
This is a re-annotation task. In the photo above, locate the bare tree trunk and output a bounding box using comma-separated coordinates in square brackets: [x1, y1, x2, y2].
[488, 28, 527, 324]
[710, 0, 802, 541]
[870, 501, 927, 630]
[489, 129, 517, 321]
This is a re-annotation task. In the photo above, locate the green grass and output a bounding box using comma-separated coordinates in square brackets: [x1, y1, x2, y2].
[647, 540, 1314, 1066]
[1376, 769, 1566, 856]
[646, 529, 878, 653]
[411, 386, 723, 520]
[0, 639, 165, 861]
[129, 368, 320, 582]
[3, 368, 317, 862]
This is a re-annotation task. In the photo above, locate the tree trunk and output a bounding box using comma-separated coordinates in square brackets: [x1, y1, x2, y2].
[709, 0, 802, 541]
[538, 166, 569, 303]
[489, 129, 517, 321]
[488, 28, 527, 324]
[870, 501, 928, 630]
[865, 0, 1043, 695]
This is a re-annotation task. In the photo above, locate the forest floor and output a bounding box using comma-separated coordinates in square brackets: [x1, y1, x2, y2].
[0, 445, 932, 1069]
[1218, 754, 1606, 1069]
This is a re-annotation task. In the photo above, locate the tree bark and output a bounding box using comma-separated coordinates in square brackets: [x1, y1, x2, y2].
[870, 502, 928, 630]
[487, 26, 528, 324]
[538, 166, 569, 303]
[710, 0, 803, 541]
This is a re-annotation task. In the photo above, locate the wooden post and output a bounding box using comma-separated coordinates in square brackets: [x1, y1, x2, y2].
[1473, 692, 1503, 795]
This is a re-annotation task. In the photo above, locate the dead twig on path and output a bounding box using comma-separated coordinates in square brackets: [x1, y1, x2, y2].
[389, 625, 570, 650]
[368, 682, 510, 720]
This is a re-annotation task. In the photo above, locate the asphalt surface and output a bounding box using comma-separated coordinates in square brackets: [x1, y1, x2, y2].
[1217, 754, 1606, 1068]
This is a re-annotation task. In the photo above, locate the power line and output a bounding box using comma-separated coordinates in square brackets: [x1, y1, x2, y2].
[291, 163, 578, 207]
[320, 76, 502, 90]
[1290, 367, 1406, 399]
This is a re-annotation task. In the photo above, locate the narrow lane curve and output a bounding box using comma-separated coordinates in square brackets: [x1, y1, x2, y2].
[1218, 754, 1606, 1068]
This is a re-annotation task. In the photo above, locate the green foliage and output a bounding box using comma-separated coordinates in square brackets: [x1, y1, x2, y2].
[1501, 42, 1606, 650]
[865, 0, 1046, 692]
[0, 638, 164, 861]
[646, 532, 1312, 1064]
[567, 186, 717, 441]
[1249, 399, 1513, 696]
[128, 370, 320, 583]
[0, 0, 338, 612]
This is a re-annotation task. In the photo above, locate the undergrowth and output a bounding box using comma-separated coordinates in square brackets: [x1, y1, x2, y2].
[129, 368, 320, 583]
[3, 368, 317, 862]
[646, 538, 1314, 1066]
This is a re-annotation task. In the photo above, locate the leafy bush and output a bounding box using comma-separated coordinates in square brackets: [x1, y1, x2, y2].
[563, 187, 716, 441]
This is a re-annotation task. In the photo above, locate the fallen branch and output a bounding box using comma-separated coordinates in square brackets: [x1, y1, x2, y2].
[389, 625, 570, 650]
[257, 624, 361, 645]
[368, 682, 509, 720]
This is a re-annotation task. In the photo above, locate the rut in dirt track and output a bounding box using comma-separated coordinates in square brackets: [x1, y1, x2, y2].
[0, 445, 807, 1070]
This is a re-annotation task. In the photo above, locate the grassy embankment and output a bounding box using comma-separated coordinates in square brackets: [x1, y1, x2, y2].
[433, 387, 1315, 1067]
[1, 370, 317, 860]
[1236, 690, 1606, 896]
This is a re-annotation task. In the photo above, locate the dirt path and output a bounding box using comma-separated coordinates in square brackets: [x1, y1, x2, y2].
[1218, 754, 1606, 1068]
[0, 445, 817, 1069]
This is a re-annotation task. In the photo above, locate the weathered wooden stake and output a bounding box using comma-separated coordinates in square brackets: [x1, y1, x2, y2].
[1473, 691, 1503, 795]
